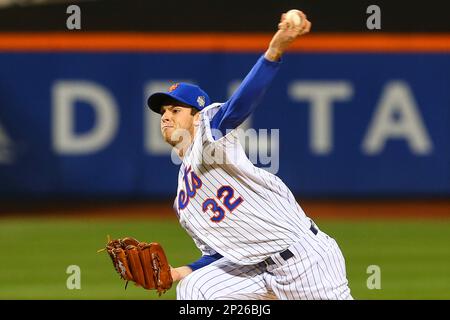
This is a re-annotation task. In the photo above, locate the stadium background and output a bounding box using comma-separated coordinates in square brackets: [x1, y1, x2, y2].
[0, 0, 449, 299]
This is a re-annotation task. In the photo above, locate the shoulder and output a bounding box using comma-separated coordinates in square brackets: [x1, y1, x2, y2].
[198, 102, 237, 143]
[200, 102, 223, 120]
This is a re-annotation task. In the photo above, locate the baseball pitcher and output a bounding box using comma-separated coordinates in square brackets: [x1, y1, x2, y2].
[144, 10, 352, 300]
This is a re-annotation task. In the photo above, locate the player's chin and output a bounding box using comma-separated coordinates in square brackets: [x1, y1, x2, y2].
[161, 129, 182, 147]
[160, 134, 173, 146]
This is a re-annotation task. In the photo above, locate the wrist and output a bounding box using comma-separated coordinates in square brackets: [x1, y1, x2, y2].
[171, 266, 193, 281]
[264, 48, 283, 62]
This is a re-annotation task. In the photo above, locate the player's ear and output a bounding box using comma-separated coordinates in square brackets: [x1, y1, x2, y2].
[193, 112, 200, 126]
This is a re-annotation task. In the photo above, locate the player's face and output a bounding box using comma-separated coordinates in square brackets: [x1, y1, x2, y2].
[160, 105, 198, 147]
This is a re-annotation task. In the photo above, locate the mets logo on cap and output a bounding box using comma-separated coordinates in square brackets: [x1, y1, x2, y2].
[168, 83, 179, 92]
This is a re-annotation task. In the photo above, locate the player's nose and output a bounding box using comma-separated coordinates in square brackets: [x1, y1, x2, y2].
[161, 110, 171, 122]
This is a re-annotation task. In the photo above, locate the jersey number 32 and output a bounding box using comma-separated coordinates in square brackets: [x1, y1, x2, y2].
[178, 167, 243, 223]
[202, 186, 243, 223]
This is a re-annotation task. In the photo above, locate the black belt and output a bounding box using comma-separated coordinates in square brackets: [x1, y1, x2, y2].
[264, 223, 318, 266]
[264, 249, 294, 266]
[310, 222, 318, 235]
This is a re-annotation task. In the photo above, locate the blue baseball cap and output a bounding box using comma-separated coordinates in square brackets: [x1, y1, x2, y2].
[147, 82, 211, 114]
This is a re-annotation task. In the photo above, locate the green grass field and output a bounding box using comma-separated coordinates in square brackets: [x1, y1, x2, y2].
[1, 217, 450, 300]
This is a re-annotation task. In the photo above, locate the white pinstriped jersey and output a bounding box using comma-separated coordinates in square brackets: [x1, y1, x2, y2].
[174, 103, 314, 265]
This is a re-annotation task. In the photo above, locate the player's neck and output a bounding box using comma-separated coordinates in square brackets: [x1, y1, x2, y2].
[172, 125, 197, 159]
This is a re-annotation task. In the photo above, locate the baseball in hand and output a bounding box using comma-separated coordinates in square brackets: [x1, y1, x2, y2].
[285, 9, 302, 27]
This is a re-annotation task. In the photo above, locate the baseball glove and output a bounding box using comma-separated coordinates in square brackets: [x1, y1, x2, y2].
[99, 236, 173, 296]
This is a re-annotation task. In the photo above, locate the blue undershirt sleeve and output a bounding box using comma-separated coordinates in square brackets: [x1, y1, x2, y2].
[187, 253, 223, 271]
[209, 54, 282, 139]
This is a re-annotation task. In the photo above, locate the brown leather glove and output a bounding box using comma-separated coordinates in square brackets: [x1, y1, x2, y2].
[101, 236, 173, 296]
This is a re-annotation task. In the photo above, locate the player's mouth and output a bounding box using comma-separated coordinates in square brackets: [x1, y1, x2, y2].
[161, 125, 174, 131]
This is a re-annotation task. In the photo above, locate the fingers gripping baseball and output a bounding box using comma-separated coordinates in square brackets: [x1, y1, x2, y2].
[278, 11, 311, 35]
[265, 9, 311, 61]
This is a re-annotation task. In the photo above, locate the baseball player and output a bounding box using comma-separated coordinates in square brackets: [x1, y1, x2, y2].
[147, 10, 352, 300]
